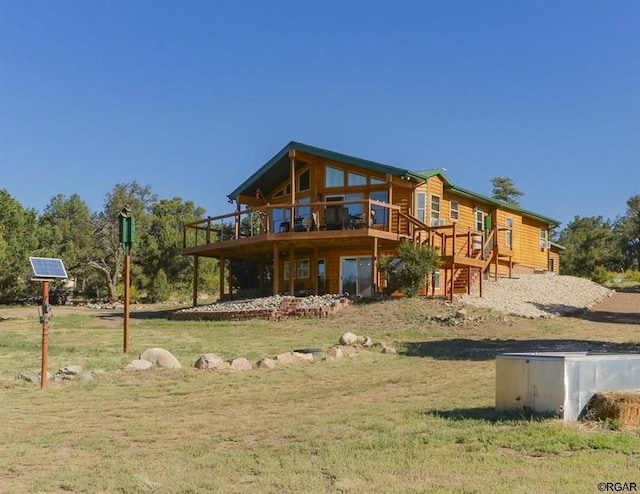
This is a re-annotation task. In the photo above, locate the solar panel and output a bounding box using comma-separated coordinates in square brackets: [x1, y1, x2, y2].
[29, 257, 68, 280]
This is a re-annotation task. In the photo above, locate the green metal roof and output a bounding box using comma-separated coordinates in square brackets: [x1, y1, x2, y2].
[227, 141, 561, 226]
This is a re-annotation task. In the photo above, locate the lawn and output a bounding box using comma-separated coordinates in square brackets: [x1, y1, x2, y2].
[1, 298, 639, 493]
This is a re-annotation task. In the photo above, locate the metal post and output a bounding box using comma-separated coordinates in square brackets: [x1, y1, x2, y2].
[41, 280, 50, 390]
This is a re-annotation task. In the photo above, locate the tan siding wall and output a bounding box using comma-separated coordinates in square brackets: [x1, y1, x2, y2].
[518, 216, 549, 270]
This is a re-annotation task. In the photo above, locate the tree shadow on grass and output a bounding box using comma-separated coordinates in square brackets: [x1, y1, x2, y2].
[527, 302, 640, 325]
[402, 338, 640, 361]
[97, 308, 184, 321]
[424, 406, 555, 423]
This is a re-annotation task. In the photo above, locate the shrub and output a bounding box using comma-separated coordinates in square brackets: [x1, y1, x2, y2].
[591, 266, 610, 285]
[149, 269, 172, 303]
[378, 241, 442, 297]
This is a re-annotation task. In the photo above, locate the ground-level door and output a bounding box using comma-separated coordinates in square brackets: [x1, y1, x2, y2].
[340, 256, 373, 296]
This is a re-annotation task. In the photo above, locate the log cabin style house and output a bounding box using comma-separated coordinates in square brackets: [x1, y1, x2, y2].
[182, 142, 561, 304]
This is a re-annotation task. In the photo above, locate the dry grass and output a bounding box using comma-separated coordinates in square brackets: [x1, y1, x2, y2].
[1, 298, 640, 493]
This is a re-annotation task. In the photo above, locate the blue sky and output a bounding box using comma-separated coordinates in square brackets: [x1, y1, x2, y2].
[1, 0, 638, 228]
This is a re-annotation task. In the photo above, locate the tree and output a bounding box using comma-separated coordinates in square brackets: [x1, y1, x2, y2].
[491, 177, 524, 206]
[556, 216, 621, 277]
[0, 190, 40, 301]
[88, 182, 157, 302]
[377, 241, 441, 297]
[38, 193, 97, 296]
[149, 269, 172, 302]
[136, 197, 207, 294]
[615, 195, 640, 270]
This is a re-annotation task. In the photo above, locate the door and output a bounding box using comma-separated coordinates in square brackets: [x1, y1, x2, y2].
[340, 257, 372, 296]
[474, 208, 484, 250]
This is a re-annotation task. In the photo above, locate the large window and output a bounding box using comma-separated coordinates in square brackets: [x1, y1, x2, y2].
[348, 172, 366, 186]
[296, 196, 311, 218]
[325, 166, 343, 187]
[272, 208, 291, 232]
[298, 169, 310, 191]
[370, 191, 388, 226]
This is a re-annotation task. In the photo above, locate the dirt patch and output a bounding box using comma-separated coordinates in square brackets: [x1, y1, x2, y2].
[584, 288, 640, 325]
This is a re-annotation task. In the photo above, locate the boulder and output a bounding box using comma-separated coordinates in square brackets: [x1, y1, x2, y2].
[292, 351, 314, 362]
[326, 346, 344, 359]
[229, 357, 252, 371]
[59, 365, 83, 376]
[382, 344, 397, 354]
[139, 348, 182, 369]
[338, 345, 358, 357]
[275, 352, 297, 364]
[124, 359, 154, 371]
[339, 332, 358, 345]
[256, 357, 277, 369]
[361, 336, 373, 347]
[194, 353, 226, 370]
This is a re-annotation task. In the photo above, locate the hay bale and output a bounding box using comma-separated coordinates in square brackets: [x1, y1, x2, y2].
[586, 391, 640, 426]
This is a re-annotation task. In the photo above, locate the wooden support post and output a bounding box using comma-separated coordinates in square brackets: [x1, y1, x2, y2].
[450, 263, 455, 302]
[372, 237, 378, 295]
[272, 243, 280, 295]
[219, 255, 225, 300]
[494, 251, 498, 281]
[479, 267, 483, 298]
[235, 201, 240, 239]
[41, 280, 50, 390]
[288, 248, 295, 295]
[192, 255, 199, 307]
[313, 248, 318, 295]
[123, 253, 130, 353]
[467, 266, 471, 295]
[289, 155, 296, 226]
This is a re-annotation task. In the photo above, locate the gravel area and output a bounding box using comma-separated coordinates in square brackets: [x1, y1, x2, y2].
[458, 274, 613, 318]
[175, 294, 347, 314]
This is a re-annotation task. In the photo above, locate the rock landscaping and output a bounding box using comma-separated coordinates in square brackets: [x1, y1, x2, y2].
[19, 332, 398, 386]
[172, 294, 350, 321]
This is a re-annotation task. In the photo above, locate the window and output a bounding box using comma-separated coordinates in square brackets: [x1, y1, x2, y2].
[284, 260, 309, 280]
[505, 217, 513, 248]
[298, 169, 310, 191]
[370, 191, 388, 226]
[432, 270, 441, 289]
[297, 259, 310, 279]
[296, 196, 311, 218]
[416, 192, 427, 223]
[450, 200, 459, 221]
[370, 177, 386, 185]
[317, 259, 326, 294]
[273, 208, 291, 232]
[475, 208, 484, 231]
[284, 261, 290, 281]
[325, 166, 343, 187]
[540, 229, 549, 248]
[348, 172, 366, 186]
[431, 195, 441, 222]
[345, 193, 363, 215]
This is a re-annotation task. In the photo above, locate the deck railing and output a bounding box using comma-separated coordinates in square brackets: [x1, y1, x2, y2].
[183, 199, 403, 250]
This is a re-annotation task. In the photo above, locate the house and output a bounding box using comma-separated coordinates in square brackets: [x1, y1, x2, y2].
[182, 141, 560, 303]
